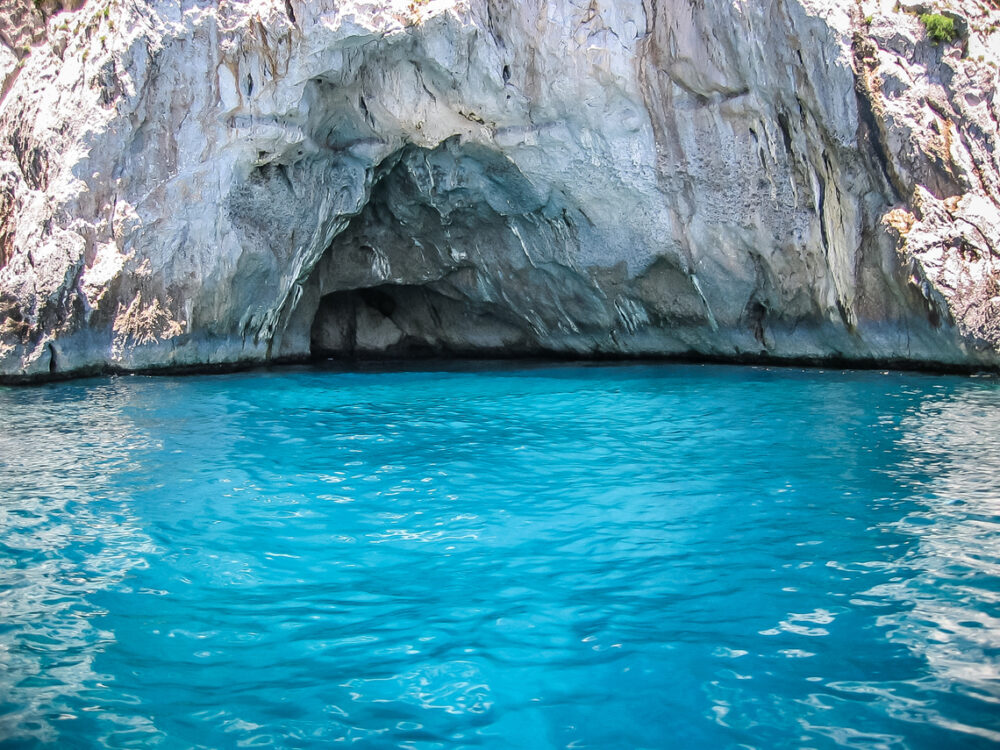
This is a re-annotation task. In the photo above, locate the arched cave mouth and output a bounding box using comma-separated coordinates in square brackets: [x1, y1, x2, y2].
[292, 136, 616, 361]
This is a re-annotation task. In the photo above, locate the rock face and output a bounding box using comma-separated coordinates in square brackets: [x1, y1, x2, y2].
[0, 0, 998, 379]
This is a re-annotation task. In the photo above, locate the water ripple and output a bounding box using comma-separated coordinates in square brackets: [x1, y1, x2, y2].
[1, 364, 999, 748]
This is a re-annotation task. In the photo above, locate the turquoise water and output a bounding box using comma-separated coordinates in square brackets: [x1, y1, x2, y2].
[1, 363, 999, 749]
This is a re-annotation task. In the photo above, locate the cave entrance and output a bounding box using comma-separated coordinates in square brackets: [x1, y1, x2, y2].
[290, 139, 588, 366]
[310, 283, 524, 358]
[291, 136, 608, 361]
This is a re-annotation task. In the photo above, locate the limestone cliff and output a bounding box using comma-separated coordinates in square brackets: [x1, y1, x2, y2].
[0, 0, 998, 380]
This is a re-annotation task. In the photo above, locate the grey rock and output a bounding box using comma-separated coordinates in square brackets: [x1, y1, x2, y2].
[0, 0, 998, 380]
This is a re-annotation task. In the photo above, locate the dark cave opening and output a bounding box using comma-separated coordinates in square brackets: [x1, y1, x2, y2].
[309, 283, 534, 359]
[296, 137, 610, 361]
[311, 284, 475, 357]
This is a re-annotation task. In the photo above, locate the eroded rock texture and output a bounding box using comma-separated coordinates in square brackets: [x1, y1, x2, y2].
[0, 0, 998, 379]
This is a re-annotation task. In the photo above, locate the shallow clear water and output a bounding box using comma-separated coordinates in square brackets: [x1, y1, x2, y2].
[1, 363, 999, 749]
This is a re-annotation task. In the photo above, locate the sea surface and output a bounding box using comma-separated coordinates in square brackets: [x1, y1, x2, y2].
[1, 362, 999, 749]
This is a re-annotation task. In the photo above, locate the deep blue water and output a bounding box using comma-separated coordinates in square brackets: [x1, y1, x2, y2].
[1, 362, 999, 749]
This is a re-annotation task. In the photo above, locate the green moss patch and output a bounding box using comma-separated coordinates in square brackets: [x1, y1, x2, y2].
[920, 13, 958, 44]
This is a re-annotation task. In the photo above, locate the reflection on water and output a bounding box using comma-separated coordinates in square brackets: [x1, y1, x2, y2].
[0, 383, 157, 744]
[0, 364, 998, 749]
[860, 389, 1000, 744]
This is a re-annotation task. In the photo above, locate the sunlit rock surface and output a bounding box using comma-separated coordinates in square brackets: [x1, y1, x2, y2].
[0, 0, 998, 379]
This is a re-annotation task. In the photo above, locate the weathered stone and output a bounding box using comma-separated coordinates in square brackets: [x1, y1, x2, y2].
[0, 0, 997, 380]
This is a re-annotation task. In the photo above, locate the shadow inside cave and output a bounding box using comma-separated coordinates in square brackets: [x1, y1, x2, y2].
[309, 283, 535, 358]
[283, 136, 612, 361]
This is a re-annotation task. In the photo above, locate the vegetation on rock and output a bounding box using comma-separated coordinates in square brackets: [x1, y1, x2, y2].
[920, 13, 957, 44]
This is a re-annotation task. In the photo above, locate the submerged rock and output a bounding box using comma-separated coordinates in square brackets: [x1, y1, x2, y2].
[0, 0, 998, 379]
